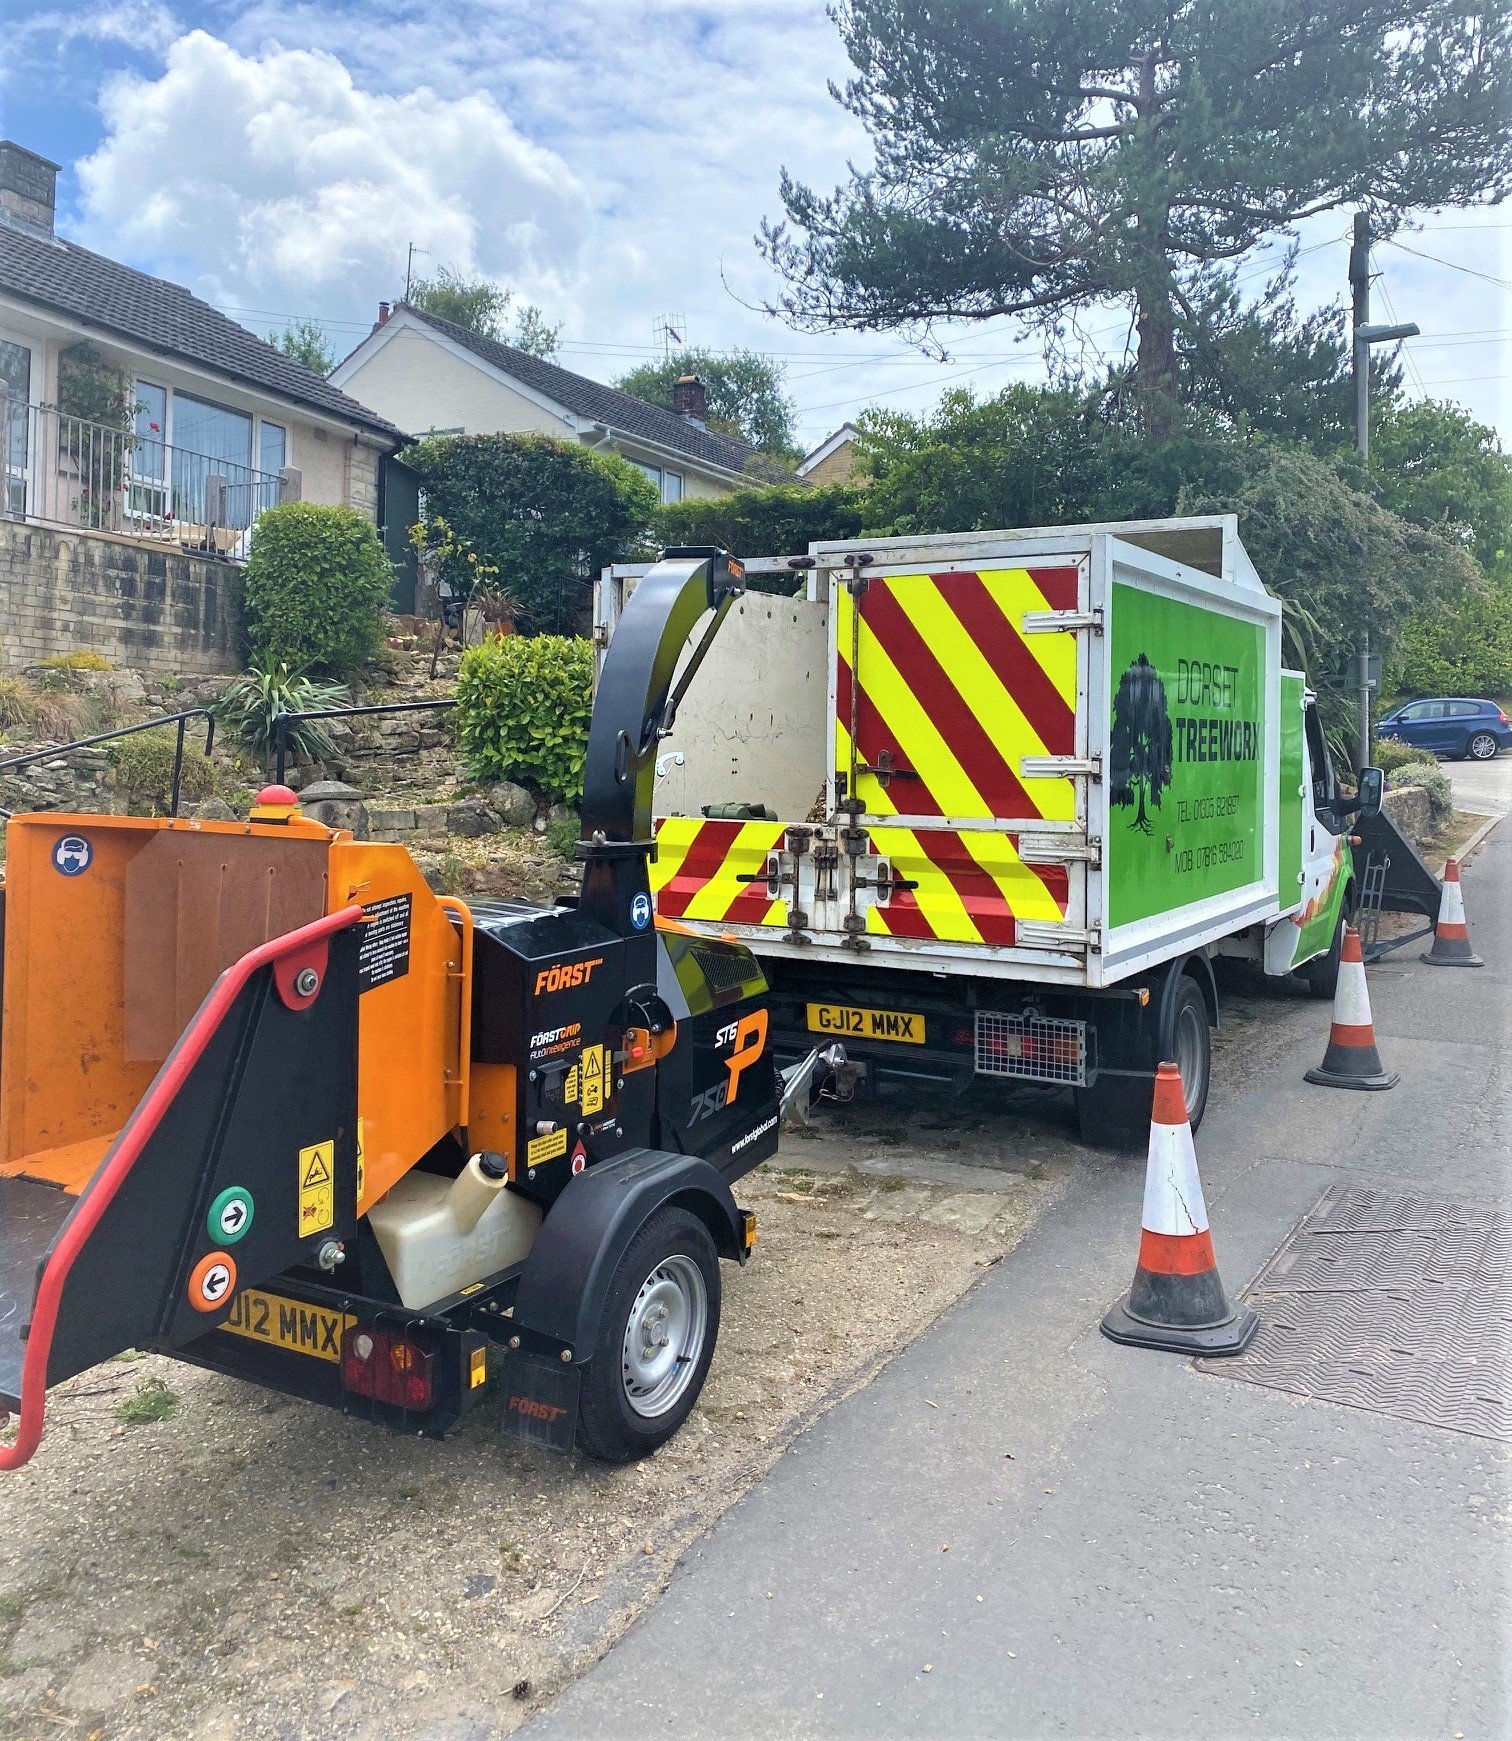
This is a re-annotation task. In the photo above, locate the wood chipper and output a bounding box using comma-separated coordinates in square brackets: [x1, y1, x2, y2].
[0, 548, 805, 1471]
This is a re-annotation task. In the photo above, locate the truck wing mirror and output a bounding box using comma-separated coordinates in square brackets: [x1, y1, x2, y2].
[1355, 766, 1384, 818]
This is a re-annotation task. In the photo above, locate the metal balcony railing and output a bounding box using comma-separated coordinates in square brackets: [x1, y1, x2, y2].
[1, 394, 285, 559]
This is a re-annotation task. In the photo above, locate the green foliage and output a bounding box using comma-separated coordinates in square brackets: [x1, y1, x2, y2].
[762, 0, 1509, 430]
[614, 348, 796, 453]
[1386, 576, 1512, 699]
[1367, 400, 1512, 579]
[109, 729, 219, 813]
[239, 501, 393, 676]
[267, 318, 336, 376]
[653, 481, 869, 561]
[408, 266, 560, 358]
[404, 434, 658, 636]
[1370, 736, 1436, 776]
[38, 649, 111, 672]
[56, 341, 134, 430]
[1377, 751, 1454, 829]
[454, 635, 594, 804]
[212, 664, 350, 760]
[116, 1374, 179, 1426]
[0, 677, 33, 729]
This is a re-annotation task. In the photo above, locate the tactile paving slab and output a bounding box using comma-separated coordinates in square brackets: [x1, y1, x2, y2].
[1198, 1182, 1512, 1442]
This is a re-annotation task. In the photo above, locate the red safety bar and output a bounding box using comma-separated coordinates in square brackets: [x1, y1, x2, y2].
[0, 906, 364, 1472]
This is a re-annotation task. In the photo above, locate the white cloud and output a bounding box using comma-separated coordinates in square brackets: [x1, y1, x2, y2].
[75, 30, 588, 326]
[8, 0, 180, 55]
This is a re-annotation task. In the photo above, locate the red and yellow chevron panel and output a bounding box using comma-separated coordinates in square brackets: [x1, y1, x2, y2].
[835, 566, 1079, 824]
[651, 818, 790, 928]
[864, 827, 1069, 948]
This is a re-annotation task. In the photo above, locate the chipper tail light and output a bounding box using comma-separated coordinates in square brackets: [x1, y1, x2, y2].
[340, 1325, 435, 1413]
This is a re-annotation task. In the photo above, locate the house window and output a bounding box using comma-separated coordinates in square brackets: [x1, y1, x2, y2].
[259, 421, 286, 475]
[1, 335, 32, 516]
[172, 391, 255, 527]
[630, 459, 685, 504]
[131, 381, 169, 521]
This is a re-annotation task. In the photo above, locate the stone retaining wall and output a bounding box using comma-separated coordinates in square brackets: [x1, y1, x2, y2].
[0, 522, 240, 674]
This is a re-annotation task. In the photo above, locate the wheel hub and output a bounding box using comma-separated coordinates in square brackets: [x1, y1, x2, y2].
[622, 1256, 707, 1419]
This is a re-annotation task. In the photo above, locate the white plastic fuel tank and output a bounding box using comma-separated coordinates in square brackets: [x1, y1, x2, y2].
[367, 1153, 542, 1309]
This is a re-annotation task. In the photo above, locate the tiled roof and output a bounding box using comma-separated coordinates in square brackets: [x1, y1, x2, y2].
[400, 305, 755, 475]
[0, 219, 401, 440]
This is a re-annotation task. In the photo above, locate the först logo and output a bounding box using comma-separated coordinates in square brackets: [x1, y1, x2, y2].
[535, 957, 605, 996]
[507, 1394, 568, 1423]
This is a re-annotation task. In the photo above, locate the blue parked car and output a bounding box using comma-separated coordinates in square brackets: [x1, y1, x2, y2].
[1376, 696, 1511, 761]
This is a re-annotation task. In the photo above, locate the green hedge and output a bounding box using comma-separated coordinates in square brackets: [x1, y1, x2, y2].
[652, 482, 868, 562]
[1385, 577, 1512, 700]
[454, 634, 593, 804]
[239, 502, 393, 677]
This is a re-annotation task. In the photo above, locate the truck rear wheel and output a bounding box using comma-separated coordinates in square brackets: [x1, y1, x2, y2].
[576, 1207, 722, 1463]
[1075, 974, 1211, 1147]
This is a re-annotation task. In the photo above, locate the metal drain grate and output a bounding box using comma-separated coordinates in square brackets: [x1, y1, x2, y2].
[1199, 1182, 1512, 1442]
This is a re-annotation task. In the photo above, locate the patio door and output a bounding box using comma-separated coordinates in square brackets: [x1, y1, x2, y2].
[0, 335, 32, 516]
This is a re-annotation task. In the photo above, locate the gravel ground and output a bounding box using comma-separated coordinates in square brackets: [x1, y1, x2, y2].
[0, 1158, 1059, 1741]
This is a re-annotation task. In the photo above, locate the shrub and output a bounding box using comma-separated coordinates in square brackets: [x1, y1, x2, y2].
[0, 677, 34, 730]
[39, 649, 111, 672]
[109, 729, 219, 813]
[213, 665, 349, 762]
[404, 434, 658, 636]
[239, 501, 393, 677]
[1385, 576, 1512, 700]
[653, 481, 868, 564]
[28, 687, 88, 742]
[1373, 743, 1454, 829]
[454, 634, 593, 804]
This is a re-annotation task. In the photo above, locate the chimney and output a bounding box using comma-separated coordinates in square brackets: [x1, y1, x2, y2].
[672, 374, 708, 424]
[0, 142, 59, 236]
[377, 301, 391, 326]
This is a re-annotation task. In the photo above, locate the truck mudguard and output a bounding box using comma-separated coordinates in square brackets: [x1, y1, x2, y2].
[508, 1147, 743, 1363]
[1156, 949, 1218, 1046]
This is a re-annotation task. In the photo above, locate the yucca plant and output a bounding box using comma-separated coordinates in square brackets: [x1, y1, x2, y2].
[212, 664, 348, 764]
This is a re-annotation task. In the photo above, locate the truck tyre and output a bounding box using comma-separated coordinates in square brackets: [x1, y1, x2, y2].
[575, 1207, 721, 1464]
[1075, 972, 1212, 1148]
[1301, 910, 1346, 1001]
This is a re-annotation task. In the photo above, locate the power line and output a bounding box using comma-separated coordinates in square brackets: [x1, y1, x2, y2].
[1381, 238, 1512, 289]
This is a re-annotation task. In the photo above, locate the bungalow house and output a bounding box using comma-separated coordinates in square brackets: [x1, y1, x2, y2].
[329, 303, 755, 504]
[797, 422, 863, 486]
[0, 141, 402, 672]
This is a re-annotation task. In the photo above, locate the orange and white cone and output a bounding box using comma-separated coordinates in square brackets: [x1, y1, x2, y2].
[1421, 858, 1483, 968]
[1100, 1062, 1257, 1357]
[1304, 926, 1399, 1091]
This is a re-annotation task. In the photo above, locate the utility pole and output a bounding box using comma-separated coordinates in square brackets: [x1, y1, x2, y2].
[1348, 210, 1419, 771]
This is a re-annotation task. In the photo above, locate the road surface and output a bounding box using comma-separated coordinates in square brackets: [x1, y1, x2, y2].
[529, 823, 1509, 1741]
[1443, 748, 1511, 817]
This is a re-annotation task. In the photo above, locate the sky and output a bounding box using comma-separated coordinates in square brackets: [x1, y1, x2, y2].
[0, 0, 1507, 451]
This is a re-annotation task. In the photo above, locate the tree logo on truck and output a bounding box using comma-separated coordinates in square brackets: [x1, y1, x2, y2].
[1109, 654, 1173, 835]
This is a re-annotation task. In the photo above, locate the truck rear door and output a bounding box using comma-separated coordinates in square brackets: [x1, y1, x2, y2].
[828, 555, 1090, 957]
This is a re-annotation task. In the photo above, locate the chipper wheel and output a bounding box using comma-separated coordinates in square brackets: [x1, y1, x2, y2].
[576, 1207, 722, 1463]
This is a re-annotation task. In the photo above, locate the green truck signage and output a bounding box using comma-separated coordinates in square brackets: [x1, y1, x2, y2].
[1106, 583, 1269, 929]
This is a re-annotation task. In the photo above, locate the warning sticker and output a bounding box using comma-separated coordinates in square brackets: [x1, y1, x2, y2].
[357, 893, 412, 992]
[355, 1118, 366, 1207]
[564, 1064, 580, 1105]
[526, 1127, 568, 1168]
[298, 1140, 335, 1236]
[580, 1044, 607, 1117]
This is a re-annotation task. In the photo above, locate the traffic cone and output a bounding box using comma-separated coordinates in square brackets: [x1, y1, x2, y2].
[1421, 859, 1484, 967]
[1304, 926, 1399, 1091]
[1100, 1063, 1258, 1357]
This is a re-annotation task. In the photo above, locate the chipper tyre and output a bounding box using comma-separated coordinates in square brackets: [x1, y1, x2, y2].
[576, 1207, 722, 1464]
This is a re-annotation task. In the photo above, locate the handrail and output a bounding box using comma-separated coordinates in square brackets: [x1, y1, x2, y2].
[0, 905, 365, 1472]
[272, 698, 455, 783]
[0, 708, 216, 821]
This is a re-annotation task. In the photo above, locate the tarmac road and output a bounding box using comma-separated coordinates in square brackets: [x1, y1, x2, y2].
[1443, 748, 1511, 818]
[529, 822, 1509, 1741]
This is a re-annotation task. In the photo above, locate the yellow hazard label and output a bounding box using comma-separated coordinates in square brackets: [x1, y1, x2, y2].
[564, 1064, 580, 1105]
[298, 1140, 335, 1237]
[469, 1346, 488, 1389]
[355, 1118, 366, 1207]
[526, 1127, 568, 1168]
[580, 1044, 606, 1117]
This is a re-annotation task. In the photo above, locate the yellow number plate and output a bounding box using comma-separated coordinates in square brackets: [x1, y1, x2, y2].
[806, 1003, 925, 1044]
[220, 1288, 353, 1364]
